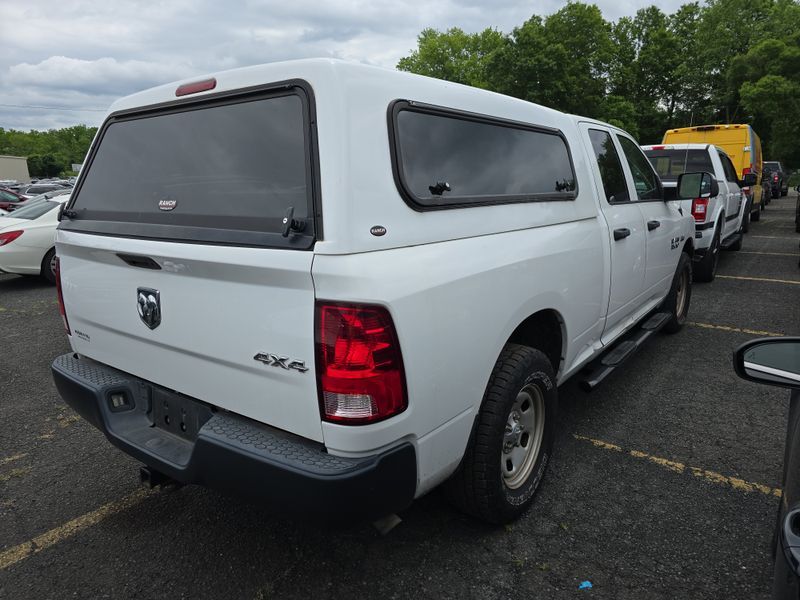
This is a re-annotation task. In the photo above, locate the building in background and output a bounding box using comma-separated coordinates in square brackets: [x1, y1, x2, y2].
[0, 156, 31, 183]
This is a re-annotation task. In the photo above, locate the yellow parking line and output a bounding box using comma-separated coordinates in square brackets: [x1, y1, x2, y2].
[739, 251, 798, 257]
[574, 434, 781, 498]
[688, 322, 784, 337]
[0, 453, 27, 466]
[716, 275, 800, 285]
[0, 488, 150, 571]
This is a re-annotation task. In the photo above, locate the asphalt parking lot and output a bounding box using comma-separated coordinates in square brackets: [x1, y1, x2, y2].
[1, 195, 798, 599]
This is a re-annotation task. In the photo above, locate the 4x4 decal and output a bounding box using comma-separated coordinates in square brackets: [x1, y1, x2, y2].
[253, 352, 309, 373]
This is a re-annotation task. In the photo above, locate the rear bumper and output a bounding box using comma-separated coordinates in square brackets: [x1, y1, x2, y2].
[51, 353, 417, 522]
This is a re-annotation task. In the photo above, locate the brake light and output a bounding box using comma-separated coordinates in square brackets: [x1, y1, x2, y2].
[651, 145, 665, 150]
[691, 198, 709, 222]
[315, 302, 407, 424]
[55, 257, 71, 335]
[742, 167, 751, 175]
[175, 78, 217, 97]
[773, 174, 779, 182]
[0, 230, 23, 246]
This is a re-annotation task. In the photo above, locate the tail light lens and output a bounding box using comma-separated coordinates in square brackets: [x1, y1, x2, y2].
[55, 257, 71, 335]
[691, 198, 709, 222]
[742, 167, 751, 175]
[315, 302, 407, 424]
[0, 230, 23, 246]
[773, 174, 779, 181]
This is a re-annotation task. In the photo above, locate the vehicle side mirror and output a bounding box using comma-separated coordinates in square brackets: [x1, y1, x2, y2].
[741, 173, 757, 187]
[677, 172, 718, 200]
[733, 338, 800, 389]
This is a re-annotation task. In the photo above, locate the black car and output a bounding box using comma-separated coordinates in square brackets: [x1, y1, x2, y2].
[764, 161, 789, 199]
[734, 337, 800, 598]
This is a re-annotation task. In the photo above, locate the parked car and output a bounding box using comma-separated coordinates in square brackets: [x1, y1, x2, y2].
[663, 124, 765, 222]
[0, 187, 26, 211]
[0, 194, 70, 283]
[733, 337, 800, 599]
[50, 59, 695, 524]
[764, 161, 789, 199]
[16, 183, 67, 199]
[642, 143, 751, 281]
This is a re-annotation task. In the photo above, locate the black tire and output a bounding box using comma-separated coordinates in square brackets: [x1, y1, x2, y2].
[445, 344, 557, 524]
[752, 203, 761, 222]
[741, 200, 751, 233]
[41, 248, 57, 284]
[693, 226, 720, 282]
[729, 231, 743, 251]
[662, 252, 692, 334]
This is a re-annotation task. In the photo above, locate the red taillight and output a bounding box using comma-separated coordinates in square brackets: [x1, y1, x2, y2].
[315, 302, 407, 424]
[0, 230, 23, 246]
[650, 145, 665, 150]
[175, 78, 217, 97]
[773, 174, 779, 182]
[55, 257, 71, 335]
[691, 198, 709, 222]
[742, 167, 751, 175]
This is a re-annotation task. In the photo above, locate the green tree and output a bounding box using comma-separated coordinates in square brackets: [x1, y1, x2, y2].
[396, 27, 504, 89]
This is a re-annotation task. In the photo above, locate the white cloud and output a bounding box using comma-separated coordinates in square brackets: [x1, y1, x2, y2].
[0, 0, 688, 130]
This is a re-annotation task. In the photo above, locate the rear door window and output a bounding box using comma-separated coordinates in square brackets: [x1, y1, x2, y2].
[720, 154, 739, 183]
[390, 102, 576, 209]
[65, 88, 317, 248]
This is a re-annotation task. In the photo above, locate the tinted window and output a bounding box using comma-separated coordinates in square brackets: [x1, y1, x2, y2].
[644, 149, 714, 182]
[71, 92, 313, 244]
[7, 199, 59, 220]
[618, 136, 661, 200]
[720, 155, 739, 183]
[0, 190, 21, 202]
[588, 129, 629, 204]
[393, 107, 576, 208]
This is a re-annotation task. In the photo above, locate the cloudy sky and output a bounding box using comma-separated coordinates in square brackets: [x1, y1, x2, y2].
[1, 0, 686, 131]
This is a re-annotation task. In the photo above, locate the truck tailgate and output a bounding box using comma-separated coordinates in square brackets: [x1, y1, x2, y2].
[57, 230, 323, 442]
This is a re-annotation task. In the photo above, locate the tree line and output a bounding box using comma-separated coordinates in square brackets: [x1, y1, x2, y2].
[397, 0, 800, 167]
[0, 125, 97, 178]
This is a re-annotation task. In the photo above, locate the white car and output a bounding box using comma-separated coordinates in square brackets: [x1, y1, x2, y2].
[0, 194, 69, 283]
[51, 59, 695, 524]
[0, 208, 7, 216]
[642, 143, 750, 281]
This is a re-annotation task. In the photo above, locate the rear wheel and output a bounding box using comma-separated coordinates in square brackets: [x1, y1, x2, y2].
[663, 252, 692, 334]
[752, 202, 761, 222]
[693, 226, 720, 282]
[445, 344, 557, 524]
[41, 248, 57, 284]
[741, 200, 751, 233]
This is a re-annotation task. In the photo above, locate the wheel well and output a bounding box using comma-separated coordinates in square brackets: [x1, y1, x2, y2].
[507, 309, 564, 374]
[682, 237, 694, 257]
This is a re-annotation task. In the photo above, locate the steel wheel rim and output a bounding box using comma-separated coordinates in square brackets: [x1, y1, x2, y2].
[676, 266, 688, 317]
[502, 383, 545, 489]
[49, 253, 57, 278]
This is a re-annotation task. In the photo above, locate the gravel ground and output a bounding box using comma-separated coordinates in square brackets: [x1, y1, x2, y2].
[0, 193, 798, 599]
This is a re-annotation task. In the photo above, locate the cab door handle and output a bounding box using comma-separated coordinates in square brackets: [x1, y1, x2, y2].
[613, 228, 631, 241]
[647, 220, 661, 231]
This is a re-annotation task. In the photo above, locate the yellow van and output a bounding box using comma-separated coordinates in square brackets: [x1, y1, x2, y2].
[662, 124, 764, 224]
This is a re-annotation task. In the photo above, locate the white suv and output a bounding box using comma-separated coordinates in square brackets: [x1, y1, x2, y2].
[642, 143, 749, 281]
[52, 60, 694, 524]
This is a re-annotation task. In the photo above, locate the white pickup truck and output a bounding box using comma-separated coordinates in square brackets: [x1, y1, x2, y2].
[642, 143, 752, 282]
[51, 60, 695, 524]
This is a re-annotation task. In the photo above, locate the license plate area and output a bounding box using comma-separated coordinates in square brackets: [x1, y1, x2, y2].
[152, 388, 213, 442]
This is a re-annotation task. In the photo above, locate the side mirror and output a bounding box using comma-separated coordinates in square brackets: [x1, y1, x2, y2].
[677, 172, 718, 200]
[733, 337, 800, 389]
[741, 173, 757, 187]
